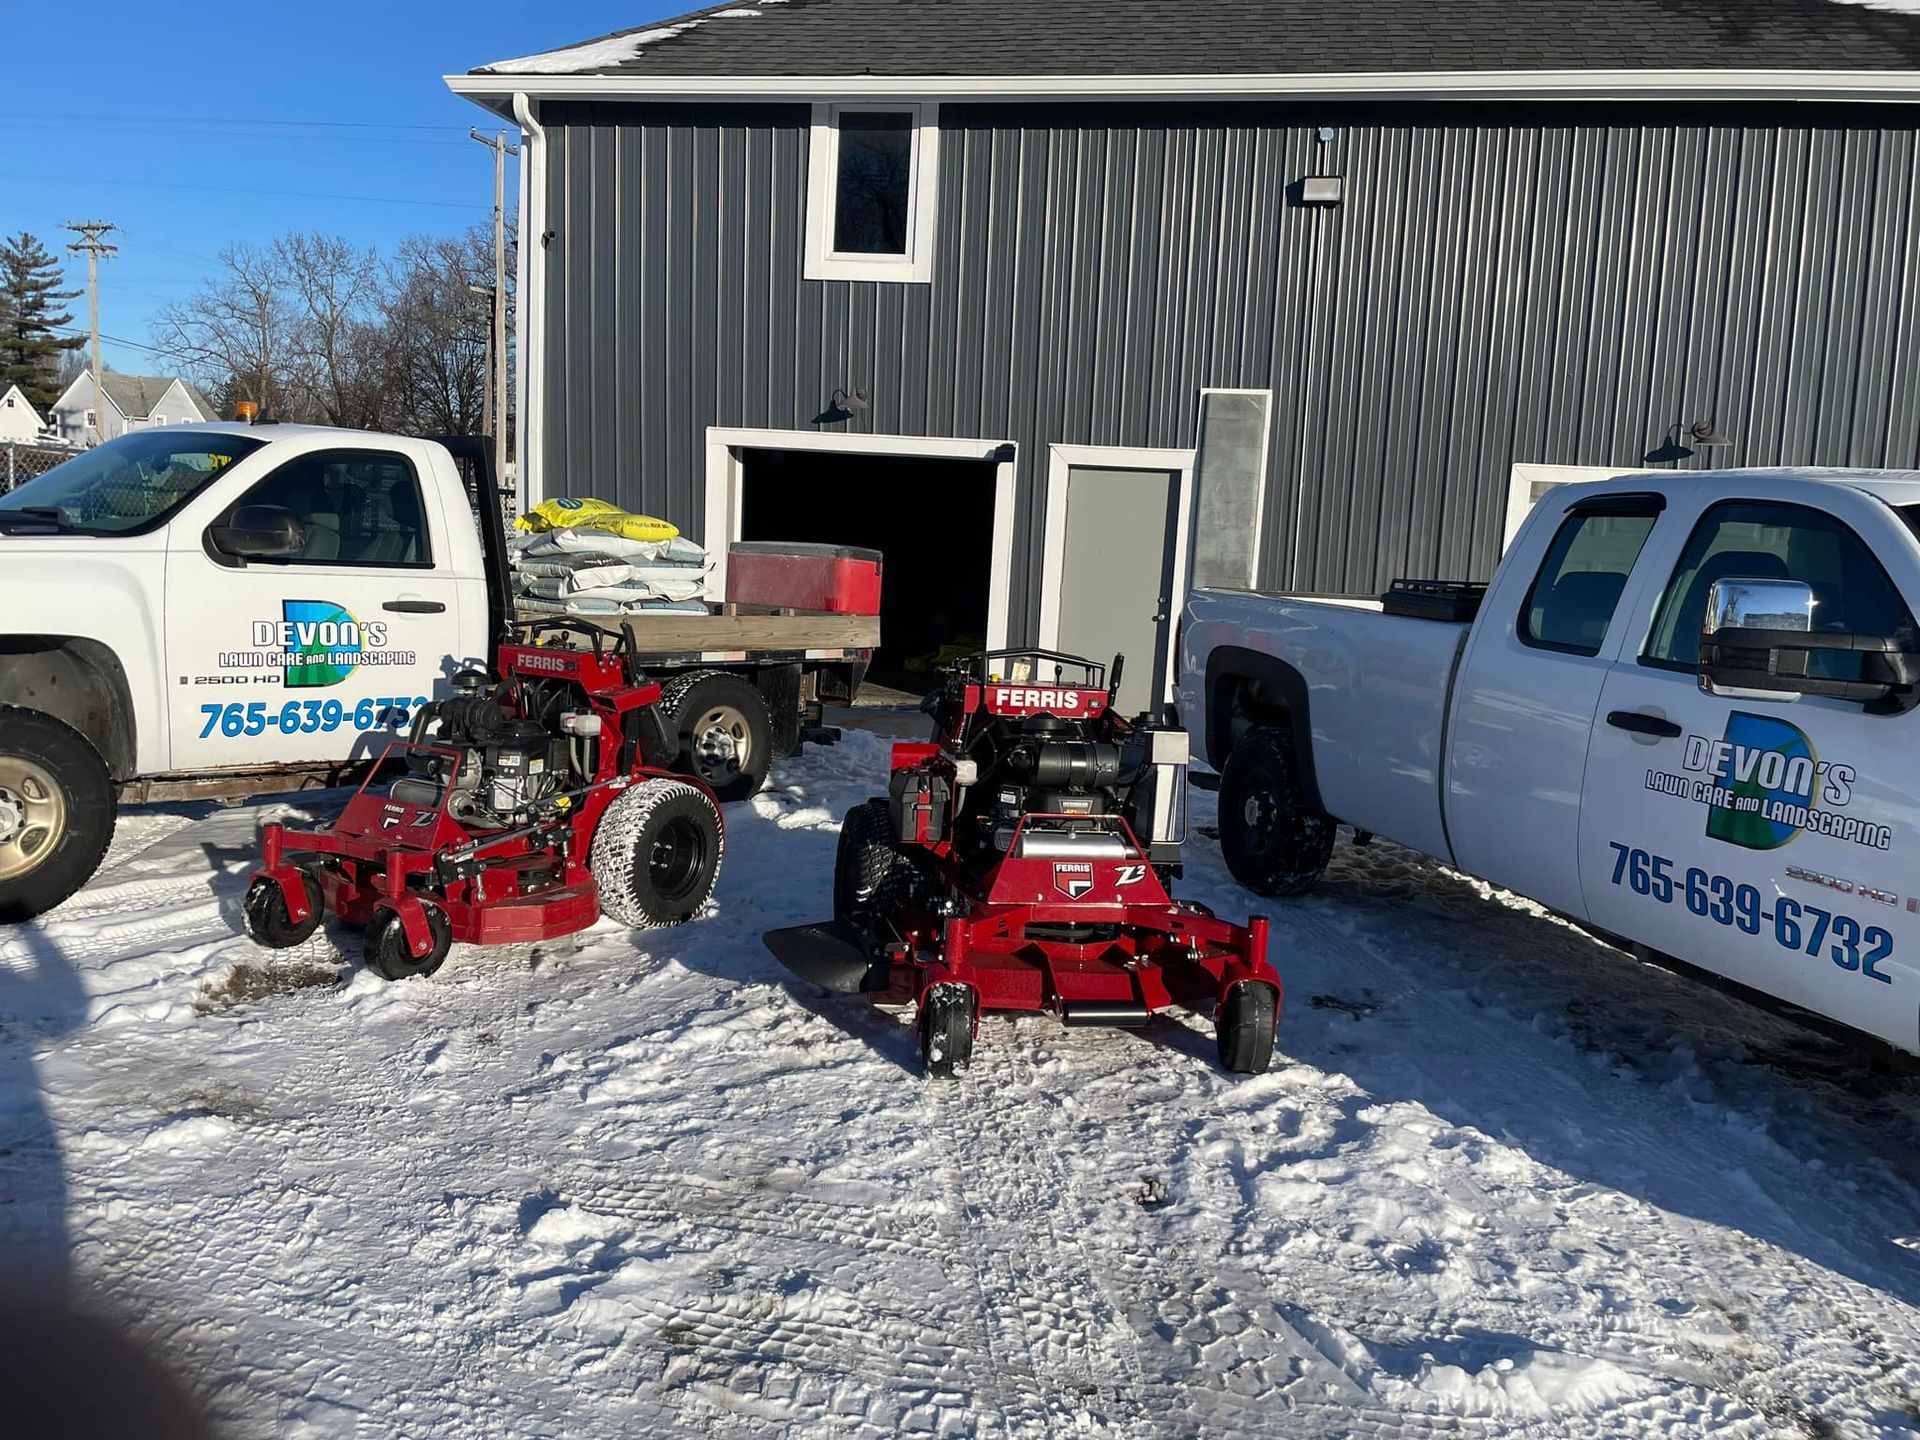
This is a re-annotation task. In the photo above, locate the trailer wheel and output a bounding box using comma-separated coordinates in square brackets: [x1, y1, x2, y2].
[592, 777, 724, 928]
[1216, 981, 1278, 1075]
[919, 984, 977, 1078]
[0, 706, 116, 924]
[365, 902, 452, 981]
[659, 671, 772, 803]
[244, 870, 325, 950]
[1217, 725, 1334, 897]
[833, 798, 911, 925]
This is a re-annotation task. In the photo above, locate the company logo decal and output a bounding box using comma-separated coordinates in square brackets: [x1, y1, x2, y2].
[1053, 861, 1094, 899]
[1643, 711, 1890, 853]
[219, 600, 417, 689]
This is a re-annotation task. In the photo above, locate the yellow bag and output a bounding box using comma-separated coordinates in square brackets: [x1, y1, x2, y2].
[515, 497, 679, 543]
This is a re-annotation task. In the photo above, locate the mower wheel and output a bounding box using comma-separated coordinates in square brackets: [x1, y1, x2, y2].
[919, 984, 977, 1078]
[1216, 981, 1279, 1075]
[365, 903, 452, 981]
[244, 870, 325, 949]
[1218, 725, 1335, 897]
[833, 798, 911, 926]
[592, 777, 724, 928]
[659, 671, 772, 803]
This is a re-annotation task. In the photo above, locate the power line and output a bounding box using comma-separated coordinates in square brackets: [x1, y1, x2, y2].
[47, 325, 185, 361]
[0, 171, 488, 212]
[3, 118, 473, 149]
[0, 109, 469, 133]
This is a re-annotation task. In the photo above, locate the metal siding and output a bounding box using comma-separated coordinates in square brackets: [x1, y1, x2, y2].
[539, 99, 1920, 624]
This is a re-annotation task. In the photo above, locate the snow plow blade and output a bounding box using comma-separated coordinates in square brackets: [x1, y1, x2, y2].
[763, 921, 887, 994]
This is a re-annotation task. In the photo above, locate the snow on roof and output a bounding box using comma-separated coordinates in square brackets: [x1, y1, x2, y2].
[481, 0, 770, 76]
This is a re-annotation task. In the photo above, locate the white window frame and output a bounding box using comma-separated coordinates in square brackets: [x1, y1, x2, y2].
[804, 102, 940, 284]
[1506, 463, 1663, 550]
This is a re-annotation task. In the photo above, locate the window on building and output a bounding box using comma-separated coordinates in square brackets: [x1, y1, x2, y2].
[84, 409, 97, 428]
[805, 103, 939, 283]
[1519, 504, 1660, 656]
[229, 449, 432, 567]
[1643, 500, 1916, 676]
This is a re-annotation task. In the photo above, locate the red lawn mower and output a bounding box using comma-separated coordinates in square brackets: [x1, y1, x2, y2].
[244, 621, 724, 979]
[764, 649, 1280, 1077]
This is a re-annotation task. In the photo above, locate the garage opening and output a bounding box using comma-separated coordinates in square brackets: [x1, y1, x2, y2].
[739, 447, 997, 695]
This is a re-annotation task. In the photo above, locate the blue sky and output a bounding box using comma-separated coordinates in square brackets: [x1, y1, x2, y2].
[0, 2, 676, 374]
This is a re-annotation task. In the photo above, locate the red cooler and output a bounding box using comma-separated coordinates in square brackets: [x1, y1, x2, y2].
[725, 542, 884, 615]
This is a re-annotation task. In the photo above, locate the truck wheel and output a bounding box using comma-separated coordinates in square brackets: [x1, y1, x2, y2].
[1217, 981, 1278, 1075]
[919, 984, 977, 1078]
[833, 798, 911, 926]
[659, 671, 771, 803]
[0, 706, 116, 924]
[1217, 725, 1334, 897]
[244, 870, 325, 949]
[592, 777, 724, 928]
[365, 902, 452, 981]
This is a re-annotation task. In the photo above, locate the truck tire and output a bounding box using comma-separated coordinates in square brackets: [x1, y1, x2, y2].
[1217, 724, 1334, 897]
[591, 777, 724, 928]
[0, 706, 117, 924]
[833, 798, 911, 926]
[659, 671, 772, 803]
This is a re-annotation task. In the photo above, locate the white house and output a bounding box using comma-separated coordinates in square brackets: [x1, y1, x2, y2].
[0, 385, 46, 444]
[46, 373, 221, 445]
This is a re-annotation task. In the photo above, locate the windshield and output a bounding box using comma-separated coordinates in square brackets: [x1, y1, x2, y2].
[0, 430, 265, 535]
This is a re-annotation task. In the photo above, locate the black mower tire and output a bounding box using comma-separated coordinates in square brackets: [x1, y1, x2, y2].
[244, 870, 325, 949]
[833, 798, 911, 926]
[1217, 725, 1335, 897]
[0, 706, 116, 925]
[365, 902, 452, 981]
[1217, 981, 1279, 1075]
[591, 777, 724, 928]
[919, 984, 977, 1078]
[658, 671, 772, 803]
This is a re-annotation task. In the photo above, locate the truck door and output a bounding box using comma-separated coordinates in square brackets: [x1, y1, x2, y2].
[164, 445, 466, 771]
[1444, 493, 1665, 918]
[1578, 495, 1920, 1050]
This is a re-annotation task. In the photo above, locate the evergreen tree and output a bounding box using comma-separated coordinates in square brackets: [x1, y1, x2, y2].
[0, 233, 84, 412]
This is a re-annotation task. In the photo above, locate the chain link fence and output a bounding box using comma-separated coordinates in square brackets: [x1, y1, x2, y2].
[2, 443, 79, 494]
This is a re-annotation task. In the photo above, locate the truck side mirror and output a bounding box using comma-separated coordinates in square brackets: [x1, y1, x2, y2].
[1699, 576, 1920, 711]
[209, 504, 306, 560]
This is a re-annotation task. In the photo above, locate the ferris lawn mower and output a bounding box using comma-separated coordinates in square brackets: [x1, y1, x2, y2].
[244, 622, 724, 979]
[764, 649, 1281, 1077]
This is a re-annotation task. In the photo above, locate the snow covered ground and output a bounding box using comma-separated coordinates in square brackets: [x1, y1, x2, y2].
[5, 725, 1920, 1437]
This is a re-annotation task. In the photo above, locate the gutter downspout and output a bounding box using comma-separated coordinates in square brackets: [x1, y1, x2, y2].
[511, 92, 546, 515]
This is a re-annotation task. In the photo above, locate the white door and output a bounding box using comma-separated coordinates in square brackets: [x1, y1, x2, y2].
[1042, 449, 1192, 716]
[164, 446, 465, 770]
[1444, 495, 1666, 918]
[1578, 496, 1920, 1050]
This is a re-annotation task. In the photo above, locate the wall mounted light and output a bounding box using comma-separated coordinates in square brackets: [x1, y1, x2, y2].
[1291, 176, 1345, 206]
[813, 386, 869, 426]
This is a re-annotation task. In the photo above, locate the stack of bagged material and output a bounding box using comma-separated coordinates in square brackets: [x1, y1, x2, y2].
[509, 498, 712, 616]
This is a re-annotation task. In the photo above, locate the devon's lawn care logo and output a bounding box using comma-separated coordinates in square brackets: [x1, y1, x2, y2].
[1643, 711, 1890, 853]
[218, 600, 415, 688]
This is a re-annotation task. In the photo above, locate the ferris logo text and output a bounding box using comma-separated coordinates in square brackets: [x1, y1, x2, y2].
[514, 652, 574, 674]
[990, 687, 1096, 711]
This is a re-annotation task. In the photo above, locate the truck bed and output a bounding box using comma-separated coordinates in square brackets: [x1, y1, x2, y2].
[511, 600, 879, 664]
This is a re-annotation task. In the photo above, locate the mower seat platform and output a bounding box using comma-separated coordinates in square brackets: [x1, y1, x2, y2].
[763, 921, 891, 994]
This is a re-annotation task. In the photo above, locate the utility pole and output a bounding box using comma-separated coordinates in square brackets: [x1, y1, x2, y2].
[470, 128, 519, 488]
[64, 221, 117, 444]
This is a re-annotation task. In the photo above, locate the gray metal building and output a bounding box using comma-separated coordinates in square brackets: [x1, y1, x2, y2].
[452, 0, 1920, 708]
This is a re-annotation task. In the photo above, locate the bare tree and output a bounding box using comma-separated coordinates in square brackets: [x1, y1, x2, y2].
[381, 227, 505, 437]
[152, 243, 296, 416]
[276, 233, 386, 429]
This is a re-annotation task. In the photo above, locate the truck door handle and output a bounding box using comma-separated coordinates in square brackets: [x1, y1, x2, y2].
[383, 599, 445, 614]
[1606, 710, 1681, 738]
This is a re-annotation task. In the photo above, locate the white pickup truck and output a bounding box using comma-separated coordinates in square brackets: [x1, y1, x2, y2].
[0, 424, 876, 922]
[1178, 468, 1920, 1055]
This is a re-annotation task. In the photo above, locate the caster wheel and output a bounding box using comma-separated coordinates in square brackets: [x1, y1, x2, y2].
[244, 870, 324, 949]
[365, 902, 452, 981]
[1216, 981, 1278, 1074]
[919, 984, 977, 1078]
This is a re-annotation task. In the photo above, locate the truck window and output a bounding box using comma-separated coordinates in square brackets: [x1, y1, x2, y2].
[1518, 508, 1658, 655]
[1642, 500, 1917, 675]
[0, 430, 264, 535]
[225, 450, 433, 567]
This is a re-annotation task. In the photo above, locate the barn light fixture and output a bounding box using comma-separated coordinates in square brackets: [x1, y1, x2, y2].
[814, 387, 869, 426]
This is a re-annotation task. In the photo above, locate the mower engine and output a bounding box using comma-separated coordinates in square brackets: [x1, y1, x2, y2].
[764, 648, 1283, 1080]
[244, 621, 725, 982]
